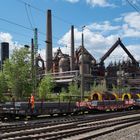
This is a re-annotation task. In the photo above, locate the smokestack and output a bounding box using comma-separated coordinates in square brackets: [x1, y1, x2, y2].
[46, 9, 53, 73]
[70, 25, 74, 71]
[1, 42, 9, 69]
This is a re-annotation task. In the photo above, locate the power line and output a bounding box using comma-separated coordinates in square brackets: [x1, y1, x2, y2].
[16, 0, 45, 14]
[0, 27, 48, 49]
[0, 27, 32, 38]
[15, 0, 92, 44]
[0, 16, 33, 31]
[38, 30, 61, 42]
[16, 0, 73, 44]
[0, 15, 78, 52]
[25, 3, 34, 29]
[15, 0, 82, 47]
[0, 16, 63, 46]
[16, 0, 79, 27]
[126, 0, 140, 13]
[28, 4, 36, 27]
[0, 0, 79, 51]
[52, 14, 78, 27]
[0, 15, 54, 44]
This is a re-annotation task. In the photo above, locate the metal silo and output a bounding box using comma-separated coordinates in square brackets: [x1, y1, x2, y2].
[1, 42, 9, 68]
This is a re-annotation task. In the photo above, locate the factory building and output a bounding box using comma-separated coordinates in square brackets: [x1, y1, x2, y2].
[35, 10, 140, 93]
[1, 10, 139, 94]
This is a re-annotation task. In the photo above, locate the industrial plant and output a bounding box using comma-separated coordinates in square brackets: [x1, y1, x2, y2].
[1, 10, 140, 94]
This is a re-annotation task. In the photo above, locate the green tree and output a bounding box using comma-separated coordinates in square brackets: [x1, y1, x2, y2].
[38, 74, 55, 100]
[0, 72, 7, 101]
[91, 81, 107, 93]
[59, 88, 68, 101]
[68, 82, 80, 96]
[3, 47, 32, 100]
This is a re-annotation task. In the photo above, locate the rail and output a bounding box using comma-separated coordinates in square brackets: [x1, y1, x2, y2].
[1, 110, 140, 139]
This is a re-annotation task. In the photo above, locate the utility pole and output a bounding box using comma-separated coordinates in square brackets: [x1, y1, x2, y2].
[34, 28, 38, 96]
[81, 26, 85, 101]
[31, 38, 34, 91]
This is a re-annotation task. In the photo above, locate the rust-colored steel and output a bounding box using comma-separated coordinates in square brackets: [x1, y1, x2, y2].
[46, 9, 53, 72]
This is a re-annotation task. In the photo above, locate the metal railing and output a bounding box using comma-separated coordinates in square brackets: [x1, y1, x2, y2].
[43, 70, 79, 79]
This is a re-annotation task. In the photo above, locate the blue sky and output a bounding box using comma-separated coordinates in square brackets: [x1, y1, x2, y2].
[0, 0, 140, 64]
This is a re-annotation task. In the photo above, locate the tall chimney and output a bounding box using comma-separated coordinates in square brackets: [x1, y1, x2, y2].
[1, 42, 9, 70]
[70, 25, 74, 71]
[46, 9, 53, 73]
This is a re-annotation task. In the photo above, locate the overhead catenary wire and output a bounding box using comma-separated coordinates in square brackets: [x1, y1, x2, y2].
[17, 0, 81, 29]
[28, 4, 36, 27]
[0, 0, 81, 53]
[0, 16, 33, 31]
[126, 0, 140, 13]
[0, 27, 47, 49]
[25, 3, 34, 29]
[16, 0, 45, 14]
[0, 16, 69, 50]
[16, 0, 99, 39]
[0, 1, 60, 39]
[0, 27, 32, 38]
[16, 0, 73, 47]
[15, 0, 85, 48]
[16, 0, 79, 27]
[0, 15, 63, 46]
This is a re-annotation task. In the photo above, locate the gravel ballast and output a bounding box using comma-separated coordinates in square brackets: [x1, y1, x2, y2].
[93, 124, 140, 140]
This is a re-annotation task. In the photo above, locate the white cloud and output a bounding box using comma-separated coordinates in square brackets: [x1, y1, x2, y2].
[58, 26, 119, 62]
[29, 10, 140, 65]
[114, 17, 123, 22]
[126, 44, 140, 61]
[64, 0, 79, 3]
[124, 12, 140, 29]
[58, 23, 140, 64]
[38, 48, 45, 61]
[0, 32, 24, 58]
[103, 46, 129, 66]
[0, 32, 23, 49]
[112, 12, 140, 39]
[64, 0, 115, 7]
[115, 12, 140, 38]
[123, 27, 140, 38]
[0, 32, 12, 42]
[86, 0, 115, 7]
[129, 0, 139, 5]
[103, 44, 140, 62]
[0, 32, 15, 53]
[57, 11, 140, 64]
[87, 21, 121, 31]
[39, 46, 70, 62]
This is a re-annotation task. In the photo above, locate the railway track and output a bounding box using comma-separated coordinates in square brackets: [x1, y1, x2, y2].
[1, 110, 140, 140]
[1, 110, 139, 130]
